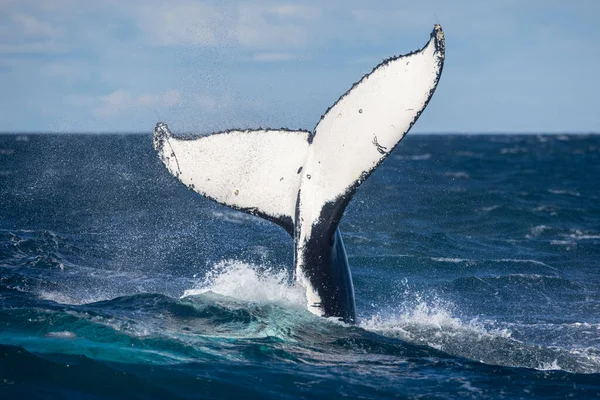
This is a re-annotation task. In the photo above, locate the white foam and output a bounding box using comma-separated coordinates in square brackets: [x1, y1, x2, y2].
[38, 290, 103, 305]
[431, 257, 472, 264]
[536, 360, 562, 371]
[477, 205, 500, 213]
[500, 146, 528, 155]
[45, 331, 77, 339]
[361, 294, 511, 342]
[182, 260, 306, 306]
[533, 205, 558, 214]
[444, 171, 470, 179]
[492, 259, 552, 267]
[550, 240, 577, 249]
[360, 291, 600, 373]
[566, 229, 600, 240]
[548, 189, 581, 197]
[526, 225, 551, 238]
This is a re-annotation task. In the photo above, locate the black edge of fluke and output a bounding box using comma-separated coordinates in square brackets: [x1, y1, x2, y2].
[154, 122, 183, 177]
[153, 122, 169, 154]
[433, 24, 445, 58]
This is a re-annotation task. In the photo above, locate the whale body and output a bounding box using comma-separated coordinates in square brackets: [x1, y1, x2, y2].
[154, 25, 445, 323]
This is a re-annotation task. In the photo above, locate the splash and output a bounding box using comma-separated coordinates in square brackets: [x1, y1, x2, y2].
[182, 259, 306, 306]
[360, 290, 600, 373]
[361, 292, 507, 344]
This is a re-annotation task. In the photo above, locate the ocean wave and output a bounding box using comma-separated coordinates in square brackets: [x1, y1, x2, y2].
[37, 290, 105, 305]
[475, 205, 501, 213]
[444, 171, 470, 179]
[490, 259, 553, 267]
[3, 272, 600, 375]
[533, 205, 559, 215]
[431, 257, 475, 265]
[430, 257, 556, 271]
[526, 225, 552, 238]
[360, 293, 600, 373]
[456, 151, 483, 158]
[500, 146, 528, 155]
[550, 240, 577, 249]
[446, 273, 580, 294]
[548, 189, 581, 197]
[564, 229, 600, 240]
[525, 226, 600, 244]
[0, 229, 84, 270]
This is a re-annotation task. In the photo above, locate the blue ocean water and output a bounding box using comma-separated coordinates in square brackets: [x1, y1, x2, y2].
[0, 133, 599, 399]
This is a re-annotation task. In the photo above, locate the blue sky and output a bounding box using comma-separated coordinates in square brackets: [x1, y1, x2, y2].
[1, 0, 599, 133]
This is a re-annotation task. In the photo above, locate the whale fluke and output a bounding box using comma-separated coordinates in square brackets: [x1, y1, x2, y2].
[154, 25, 445, 322]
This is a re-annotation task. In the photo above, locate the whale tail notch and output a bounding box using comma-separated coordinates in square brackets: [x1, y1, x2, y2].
[154, 25, 445, 323]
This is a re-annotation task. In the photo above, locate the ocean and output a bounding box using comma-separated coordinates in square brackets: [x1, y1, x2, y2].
[1, 133, 599, 399]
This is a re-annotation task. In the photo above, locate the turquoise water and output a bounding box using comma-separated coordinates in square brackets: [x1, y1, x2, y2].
[1, 134, 599, 398]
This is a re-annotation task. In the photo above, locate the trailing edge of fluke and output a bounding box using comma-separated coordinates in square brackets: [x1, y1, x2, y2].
[154, 24, 445, 323]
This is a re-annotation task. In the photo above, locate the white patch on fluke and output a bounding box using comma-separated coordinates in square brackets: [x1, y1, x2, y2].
[156, 129, 310, 223]
[299, 31, 443, 218]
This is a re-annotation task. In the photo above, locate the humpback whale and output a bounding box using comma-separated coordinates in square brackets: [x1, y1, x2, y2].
[154, 25, 445, 323]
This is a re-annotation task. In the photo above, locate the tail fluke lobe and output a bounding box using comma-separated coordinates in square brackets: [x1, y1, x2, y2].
[296, 25, 445, 236]
[294, 25, 445, 319]
[153, 122, 310, 235]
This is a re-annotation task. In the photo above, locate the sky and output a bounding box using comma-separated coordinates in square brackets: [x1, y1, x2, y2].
[0, 0, 599, 134]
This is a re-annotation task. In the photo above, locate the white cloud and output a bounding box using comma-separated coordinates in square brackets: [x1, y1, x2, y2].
[11, 12, 63, 37]
[135, 2, 232, 46]
[132, 1, 321, 50]
[0, 11, 67, 55]
[235, 3, 321, 49]
[93, 89, 181, 116]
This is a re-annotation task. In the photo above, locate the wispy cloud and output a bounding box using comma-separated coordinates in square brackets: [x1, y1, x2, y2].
[135, 2, 232, 47]
[132, 1, 322, 50]
[11, 12, 64, 37]
[0, 10, 68, 55]
[235, 3, 321, 49]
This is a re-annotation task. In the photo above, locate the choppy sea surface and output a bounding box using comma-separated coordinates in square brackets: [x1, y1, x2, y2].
[1, 133, 599, 399]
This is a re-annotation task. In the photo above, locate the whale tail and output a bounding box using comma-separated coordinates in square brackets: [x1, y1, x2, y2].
[154, 25, 445, 322]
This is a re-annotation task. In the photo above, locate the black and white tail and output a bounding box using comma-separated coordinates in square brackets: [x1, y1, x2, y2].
[154, 25, 445, 322]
